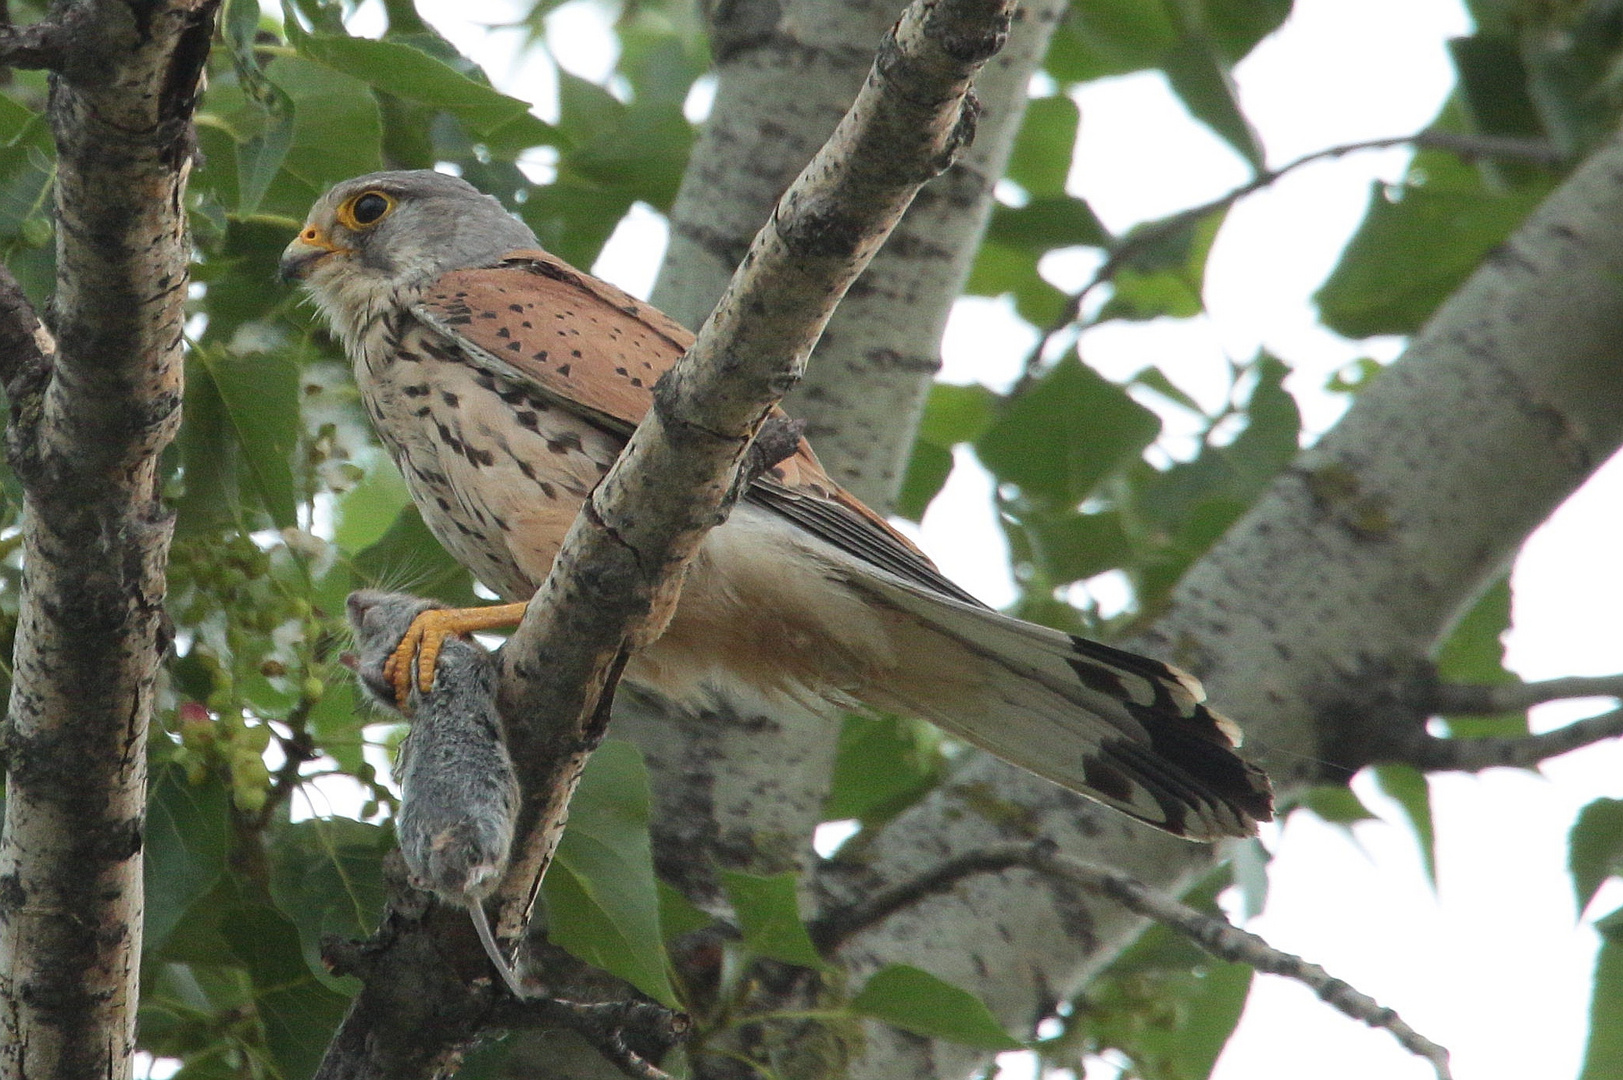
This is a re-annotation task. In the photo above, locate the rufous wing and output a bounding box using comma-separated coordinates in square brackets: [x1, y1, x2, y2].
[411, 250, 946, 573]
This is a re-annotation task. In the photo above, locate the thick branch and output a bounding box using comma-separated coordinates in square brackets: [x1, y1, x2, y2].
[492, 0, 1014, 930]
[0, 3, 216, 1078]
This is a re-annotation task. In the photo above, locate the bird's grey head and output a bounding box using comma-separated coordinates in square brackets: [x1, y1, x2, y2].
[279, 170, 539, 350]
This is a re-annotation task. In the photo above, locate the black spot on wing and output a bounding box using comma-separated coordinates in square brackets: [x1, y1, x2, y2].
[1125, 701, 1274, 827]
[1080, 754, 1137, 807]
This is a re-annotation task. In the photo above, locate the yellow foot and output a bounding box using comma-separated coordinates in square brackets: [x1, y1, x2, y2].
[383, 603, 529, 710]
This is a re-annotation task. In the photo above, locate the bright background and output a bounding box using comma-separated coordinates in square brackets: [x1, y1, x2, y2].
[336, 0, 1623, 1077]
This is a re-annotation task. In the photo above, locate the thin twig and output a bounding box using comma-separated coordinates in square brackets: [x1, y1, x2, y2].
[1414, 705, 1623, 772]
[1012, 128, 1563, 395]
[809, 847, 1032, 952]
[1034, 848, 1452, 1080]
[1431, 673, 1623, 714]
[816, 842, 1452, 1080]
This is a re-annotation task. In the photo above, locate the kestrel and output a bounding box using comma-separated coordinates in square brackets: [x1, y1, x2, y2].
[281, 170, 1273, 840]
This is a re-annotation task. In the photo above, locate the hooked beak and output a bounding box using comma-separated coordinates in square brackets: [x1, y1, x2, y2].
[279, 226, 347, 283]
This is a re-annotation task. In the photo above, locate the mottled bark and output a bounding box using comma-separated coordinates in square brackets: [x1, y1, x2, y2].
[312, 0, 1016, 1073]
[0, 1, 216, 1077]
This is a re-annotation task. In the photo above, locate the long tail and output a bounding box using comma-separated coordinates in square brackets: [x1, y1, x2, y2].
[845, 571, 1274, 841]
[468, 899, 528, 998]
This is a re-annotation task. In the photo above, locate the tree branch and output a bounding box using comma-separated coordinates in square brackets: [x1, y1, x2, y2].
[1413, 705, 1623, 772]
[819, 843, 1452, 1080]
[0, 2, 216, 1077]
[1431, 673, 1623, 714]
[1014, 127, 1566, 395]
[0, 21, 69, 71]
[1033, 849, 1453, 1080]
[313, 0, 1017, 1073]
[491, 0, 1013, 940]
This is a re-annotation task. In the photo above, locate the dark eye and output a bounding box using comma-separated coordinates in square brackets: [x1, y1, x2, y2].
[351, 192, 391, 225]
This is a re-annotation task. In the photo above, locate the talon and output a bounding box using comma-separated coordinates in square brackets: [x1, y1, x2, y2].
[384, 604, 530, 711]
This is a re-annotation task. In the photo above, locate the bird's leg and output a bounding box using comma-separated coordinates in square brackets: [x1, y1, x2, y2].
[384, 603, 529, 709]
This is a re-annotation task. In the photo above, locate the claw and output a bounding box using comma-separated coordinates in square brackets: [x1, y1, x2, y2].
[381, 603, 530, 711]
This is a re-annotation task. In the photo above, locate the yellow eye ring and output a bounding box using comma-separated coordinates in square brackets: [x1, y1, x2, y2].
[336, 190, 395, 230]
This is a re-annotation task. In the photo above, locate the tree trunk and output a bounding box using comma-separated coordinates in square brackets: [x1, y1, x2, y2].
[0, 3, 214, 1076]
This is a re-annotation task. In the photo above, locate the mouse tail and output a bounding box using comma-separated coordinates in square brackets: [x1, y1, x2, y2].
[469, 900, 527, 998]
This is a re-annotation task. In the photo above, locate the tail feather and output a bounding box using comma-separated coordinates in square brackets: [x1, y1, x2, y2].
[844, 570, 1274, 840]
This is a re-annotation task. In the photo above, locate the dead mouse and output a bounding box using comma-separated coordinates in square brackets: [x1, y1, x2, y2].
[345, 589, 525, 997]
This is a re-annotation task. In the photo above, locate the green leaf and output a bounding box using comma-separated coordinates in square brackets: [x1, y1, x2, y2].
[1449, 35, 1543, 142]
[895, 382, 1000, 521]
[1160, 35, 1263, 169]
[334, 462, 412, 555]
[0, 93, 40, 146]
[350, 501, 480, 606]
[964, 240, 1067, 325]
[1316, 169, 1544, 338]
[193, 344, 302, 528]
[290, 31, 558, 155]
[144, 765, 231, 956]
[917, 382, 1000, 448]
[520, 177, 635, 271]
[1045, 0, 1177, 83]
[1130, 366, 1204, 413]
[545, 741, 677, 1006]
[1298, 784, 1377, 825]
[566, 100, 693, 209]
[1435, 577, 1527, 739]
[221, 900, 351, 1077]
[825, 713, 943, 826]
[719, 869, 829, 971]
[1581, 916, 1623, 1080]
[1571, 799, 1623, 914]
[985, 196, 1109, 253]
[1200, 0, 1291, 65]
[1520, 9, 1623, 160]
[269, 817, 393, 988]
[1173, 961, 1254, 1079]
[264, 55, 385, 202]
[1007, 95, 1080, 198]
[850, 964, 1023, 1051]
[895, 439, 954, 523]
[975, 358, 1160, 506]
[1015, 506, 1132, 585]
[657, 880, 714, 941]
[1373, 764, 1436, 886]
[1224, 353, 1300, 482]
[237, 112, 295, 218]
[1098, 206, 1226, 323]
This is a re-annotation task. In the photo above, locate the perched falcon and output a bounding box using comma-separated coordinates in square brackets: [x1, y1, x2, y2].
[280, 170, 1273, 840]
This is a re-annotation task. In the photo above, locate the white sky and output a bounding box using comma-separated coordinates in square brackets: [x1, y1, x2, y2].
[358, 1, 1623, 1078]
